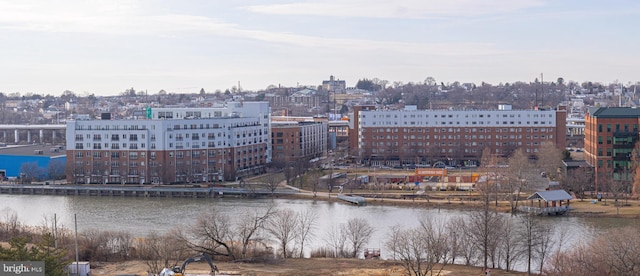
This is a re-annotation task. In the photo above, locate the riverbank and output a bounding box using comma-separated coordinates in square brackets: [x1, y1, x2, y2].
[277, 185, 640, 219]
[93, 258, 526, 276]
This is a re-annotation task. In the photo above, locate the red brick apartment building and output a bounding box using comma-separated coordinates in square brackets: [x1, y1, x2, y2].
[65, 102, 271, 184]
[584, 107, 640, 191]
[271, 119, 327, 163]
[350, 105, 566, 167]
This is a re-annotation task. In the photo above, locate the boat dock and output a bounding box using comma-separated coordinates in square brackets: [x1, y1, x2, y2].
[0, 184, 297, 198]
[337, 194, 367, 205]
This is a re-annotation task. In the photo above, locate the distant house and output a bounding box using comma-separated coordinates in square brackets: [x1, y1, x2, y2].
[519, 189, 573, 215]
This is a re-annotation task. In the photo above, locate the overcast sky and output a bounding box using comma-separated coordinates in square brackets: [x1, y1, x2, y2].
[1, 0, 638, 96]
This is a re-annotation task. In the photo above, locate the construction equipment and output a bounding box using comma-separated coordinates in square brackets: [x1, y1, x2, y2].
[159, 253, 219, 276]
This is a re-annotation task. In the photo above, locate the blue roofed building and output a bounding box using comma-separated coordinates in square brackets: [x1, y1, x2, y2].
[0, 144, 66, 182]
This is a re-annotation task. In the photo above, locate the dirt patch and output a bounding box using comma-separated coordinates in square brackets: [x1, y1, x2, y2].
[91, 259, 526, 276]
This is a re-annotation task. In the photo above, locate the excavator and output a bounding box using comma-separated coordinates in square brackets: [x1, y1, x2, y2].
[159, 253, 219, 276]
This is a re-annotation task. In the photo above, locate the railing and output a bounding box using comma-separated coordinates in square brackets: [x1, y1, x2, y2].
[518, 205, 570, 215]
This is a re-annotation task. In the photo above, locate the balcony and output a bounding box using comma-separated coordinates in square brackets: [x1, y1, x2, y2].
[613, 153, 631, 161]
[613, 143, 634, 149]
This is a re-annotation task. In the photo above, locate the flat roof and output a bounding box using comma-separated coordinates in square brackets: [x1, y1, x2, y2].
[562, 160, 591, 168]
[0, 144, 66, 157]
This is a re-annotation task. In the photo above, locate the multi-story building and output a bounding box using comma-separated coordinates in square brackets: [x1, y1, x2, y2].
[322, 75, 346, 92]
[65, 102, 271, 184]
[350, 104, 567, 167]
[271, 118, 328, 163]
[584, 107, 640, 191]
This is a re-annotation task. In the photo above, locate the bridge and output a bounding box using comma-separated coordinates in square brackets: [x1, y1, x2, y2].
[0, 124, 65, 144]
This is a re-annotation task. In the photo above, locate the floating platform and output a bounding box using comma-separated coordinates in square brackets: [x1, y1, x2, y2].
[337, 194, 366, 205]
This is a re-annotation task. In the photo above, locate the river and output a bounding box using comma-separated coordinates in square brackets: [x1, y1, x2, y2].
[0, 194, 632, 271]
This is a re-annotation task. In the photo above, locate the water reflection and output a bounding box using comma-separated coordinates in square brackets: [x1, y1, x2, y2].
[0, 194, 633, 271]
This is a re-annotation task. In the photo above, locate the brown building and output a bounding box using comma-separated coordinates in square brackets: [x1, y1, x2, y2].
[584, 107, 640, 191]
[271, 120, 328, 163]
[350, 105, 567, 167]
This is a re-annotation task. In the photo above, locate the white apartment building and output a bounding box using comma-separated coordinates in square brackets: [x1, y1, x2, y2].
[66, 102, 271, 184]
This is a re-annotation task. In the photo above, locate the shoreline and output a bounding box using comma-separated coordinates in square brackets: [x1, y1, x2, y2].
[3, 182, 637, 219]
[276, 190, 640, 219]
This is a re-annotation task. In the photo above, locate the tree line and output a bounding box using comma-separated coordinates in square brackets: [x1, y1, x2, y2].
[1, 202, 639, 276]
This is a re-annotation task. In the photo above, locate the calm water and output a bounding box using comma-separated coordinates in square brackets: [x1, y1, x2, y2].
[0, 194, 633, 271]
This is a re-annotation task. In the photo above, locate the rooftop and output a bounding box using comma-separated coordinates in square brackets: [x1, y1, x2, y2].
[562, 160, 592, 168]
[526, 190, 573, 202]
[588, 107, 640, 118]
[0, 144, 66, 157]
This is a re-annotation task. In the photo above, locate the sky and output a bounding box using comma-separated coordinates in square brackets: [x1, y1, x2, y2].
[1, 0, 639, 96]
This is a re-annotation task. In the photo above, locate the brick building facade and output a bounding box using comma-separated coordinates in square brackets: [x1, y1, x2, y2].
[65, 102, 271, 184]
[584, 107, 640, 191]
[350, 105, 567, 167]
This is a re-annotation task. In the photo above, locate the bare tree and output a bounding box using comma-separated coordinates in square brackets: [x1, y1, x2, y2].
[0, 210, 21, 241]
[518, 213, 553, 276]
[497, 219, 523, 271]
[535, 226, 555, 274]
[448, 217, 475, 266]
[266, 208, 299, 259]
[478, 147, 503, 207]
[600, 227, 640, 275]
[324, 224, 347, 258]
[506, 149, 544, 213]
[546, 227, 640, 275]
[261, 174, 281, 196]
[306, 168, 323, 197]
[386, 218, 450, 276]
[180, 209, 237, 259]
[181, 205, 275, 261]
[343, 218, 374, 258]
[561, 167, 593, 201]
[136, 231, 187, 274]
[295, 208, 318, 258]
[283, 164, 295, 186]
[20, 162, 44, 183]
[47, 159, 66, 184]
[467, 186, 503, 271]
[236, 205, 276, 259]
[536, 142, 564, 181]
[104, 230, 134, 261]
[605, 171, 628, 214]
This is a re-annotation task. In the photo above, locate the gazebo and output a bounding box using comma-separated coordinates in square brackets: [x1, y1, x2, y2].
[519, 189, 573, 216]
